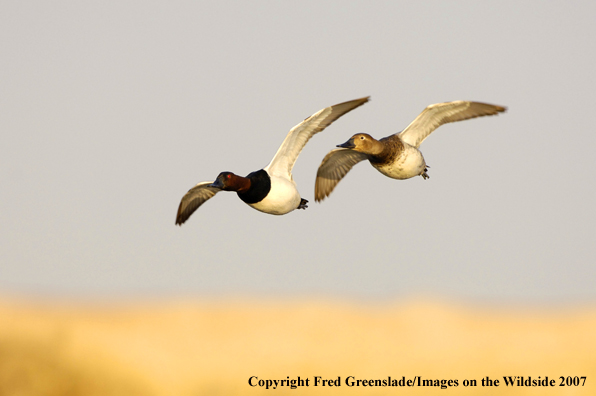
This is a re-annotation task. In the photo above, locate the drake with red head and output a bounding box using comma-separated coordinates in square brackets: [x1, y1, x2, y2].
[176, 97, 369, 225]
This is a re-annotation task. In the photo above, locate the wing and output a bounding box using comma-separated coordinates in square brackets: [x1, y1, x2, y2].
[314, 148, 368, 201]
[398, 101, 506, 148]
[175, 181, 221, 225]
[265, 96, 370, 177]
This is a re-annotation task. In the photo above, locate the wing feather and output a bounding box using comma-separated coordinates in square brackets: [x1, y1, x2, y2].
[398, 101, 506, 148]
[265, 97, 369, 177]
[175, 182, 221, 225]
[314, 148, 368, 201]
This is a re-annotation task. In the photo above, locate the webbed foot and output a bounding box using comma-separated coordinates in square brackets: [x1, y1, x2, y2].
[298, 198, 308, 210]
[421, 165, 430, 180]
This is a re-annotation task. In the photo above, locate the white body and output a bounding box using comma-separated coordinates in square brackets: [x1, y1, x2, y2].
[373, 143, 426, 180]
[249, 174, 301, 215]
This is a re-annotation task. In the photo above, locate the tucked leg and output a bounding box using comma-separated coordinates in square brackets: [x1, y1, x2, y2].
[298, 198, 308, 210]
[421, 165, 430, 180]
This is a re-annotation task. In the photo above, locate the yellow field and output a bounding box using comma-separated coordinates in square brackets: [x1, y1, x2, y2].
[1, 297, 594, 395]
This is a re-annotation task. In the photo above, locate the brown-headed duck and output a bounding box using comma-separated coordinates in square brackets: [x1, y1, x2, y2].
[176, 97, 370, 224]
[315, 100, 506, 201]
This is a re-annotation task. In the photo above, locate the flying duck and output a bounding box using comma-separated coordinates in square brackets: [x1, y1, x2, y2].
[314, 100, 506, 201]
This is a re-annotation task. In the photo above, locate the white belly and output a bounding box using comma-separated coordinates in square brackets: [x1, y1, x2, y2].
[248, 175, 301, 215]
[373, 145, 426, 180]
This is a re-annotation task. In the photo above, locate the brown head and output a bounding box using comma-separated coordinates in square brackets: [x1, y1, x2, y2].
[209, 172, 251, 192]
[337, 133, 383, 155]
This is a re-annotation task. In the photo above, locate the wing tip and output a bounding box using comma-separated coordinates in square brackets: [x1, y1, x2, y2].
[334, 96, 371, 109]
[314, 179, 335, 203]
[470, 101, 507, 114]
[314, 189, 326, 203]
[175, 208, 186, 226]
[314, 195, 328, 203]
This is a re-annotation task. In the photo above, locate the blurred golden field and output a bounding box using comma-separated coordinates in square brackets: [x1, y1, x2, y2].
[1, 297, 595, 396]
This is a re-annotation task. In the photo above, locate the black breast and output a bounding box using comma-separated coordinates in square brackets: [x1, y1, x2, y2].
[237, 169, 271, 204]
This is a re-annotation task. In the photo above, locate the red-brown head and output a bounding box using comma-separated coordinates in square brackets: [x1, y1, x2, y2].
[210, 172, 250, 192]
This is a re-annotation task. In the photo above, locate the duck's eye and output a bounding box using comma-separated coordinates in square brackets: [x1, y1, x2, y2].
[226, 174, 231, 179]
[360, 136, 365, 140]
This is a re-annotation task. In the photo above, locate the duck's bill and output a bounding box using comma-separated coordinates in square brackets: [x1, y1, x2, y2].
[337, 138, 355, 149]
[209, 179, 224, 189]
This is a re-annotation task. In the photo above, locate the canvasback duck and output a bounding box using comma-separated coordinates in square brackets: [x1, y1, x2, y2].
[176, 96, 369, 225]
[314, 100, 506, 201]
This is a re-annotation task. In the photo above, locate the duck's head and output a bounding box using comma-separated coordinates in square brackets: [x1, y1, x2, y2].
[337, 133, 377, 154]
[210, 171, 250, 192]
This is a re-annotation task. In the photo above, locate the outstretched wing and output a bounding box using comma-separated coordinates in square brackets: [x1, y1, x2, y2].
[398, 101, 506, 148]
[265, 97, 370, 177]
[314, 148, 368, 201]
[175, 182, 221, 225]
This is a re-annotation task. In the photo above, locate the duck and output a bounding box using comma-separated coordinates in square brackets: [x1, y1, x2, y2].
[314, 100, 506, 201]
[176, 96, 370, 225]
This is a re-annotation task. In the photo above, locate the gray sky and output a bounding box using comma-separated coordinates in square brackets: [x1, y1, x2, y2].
[1, 1, 595, 302]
